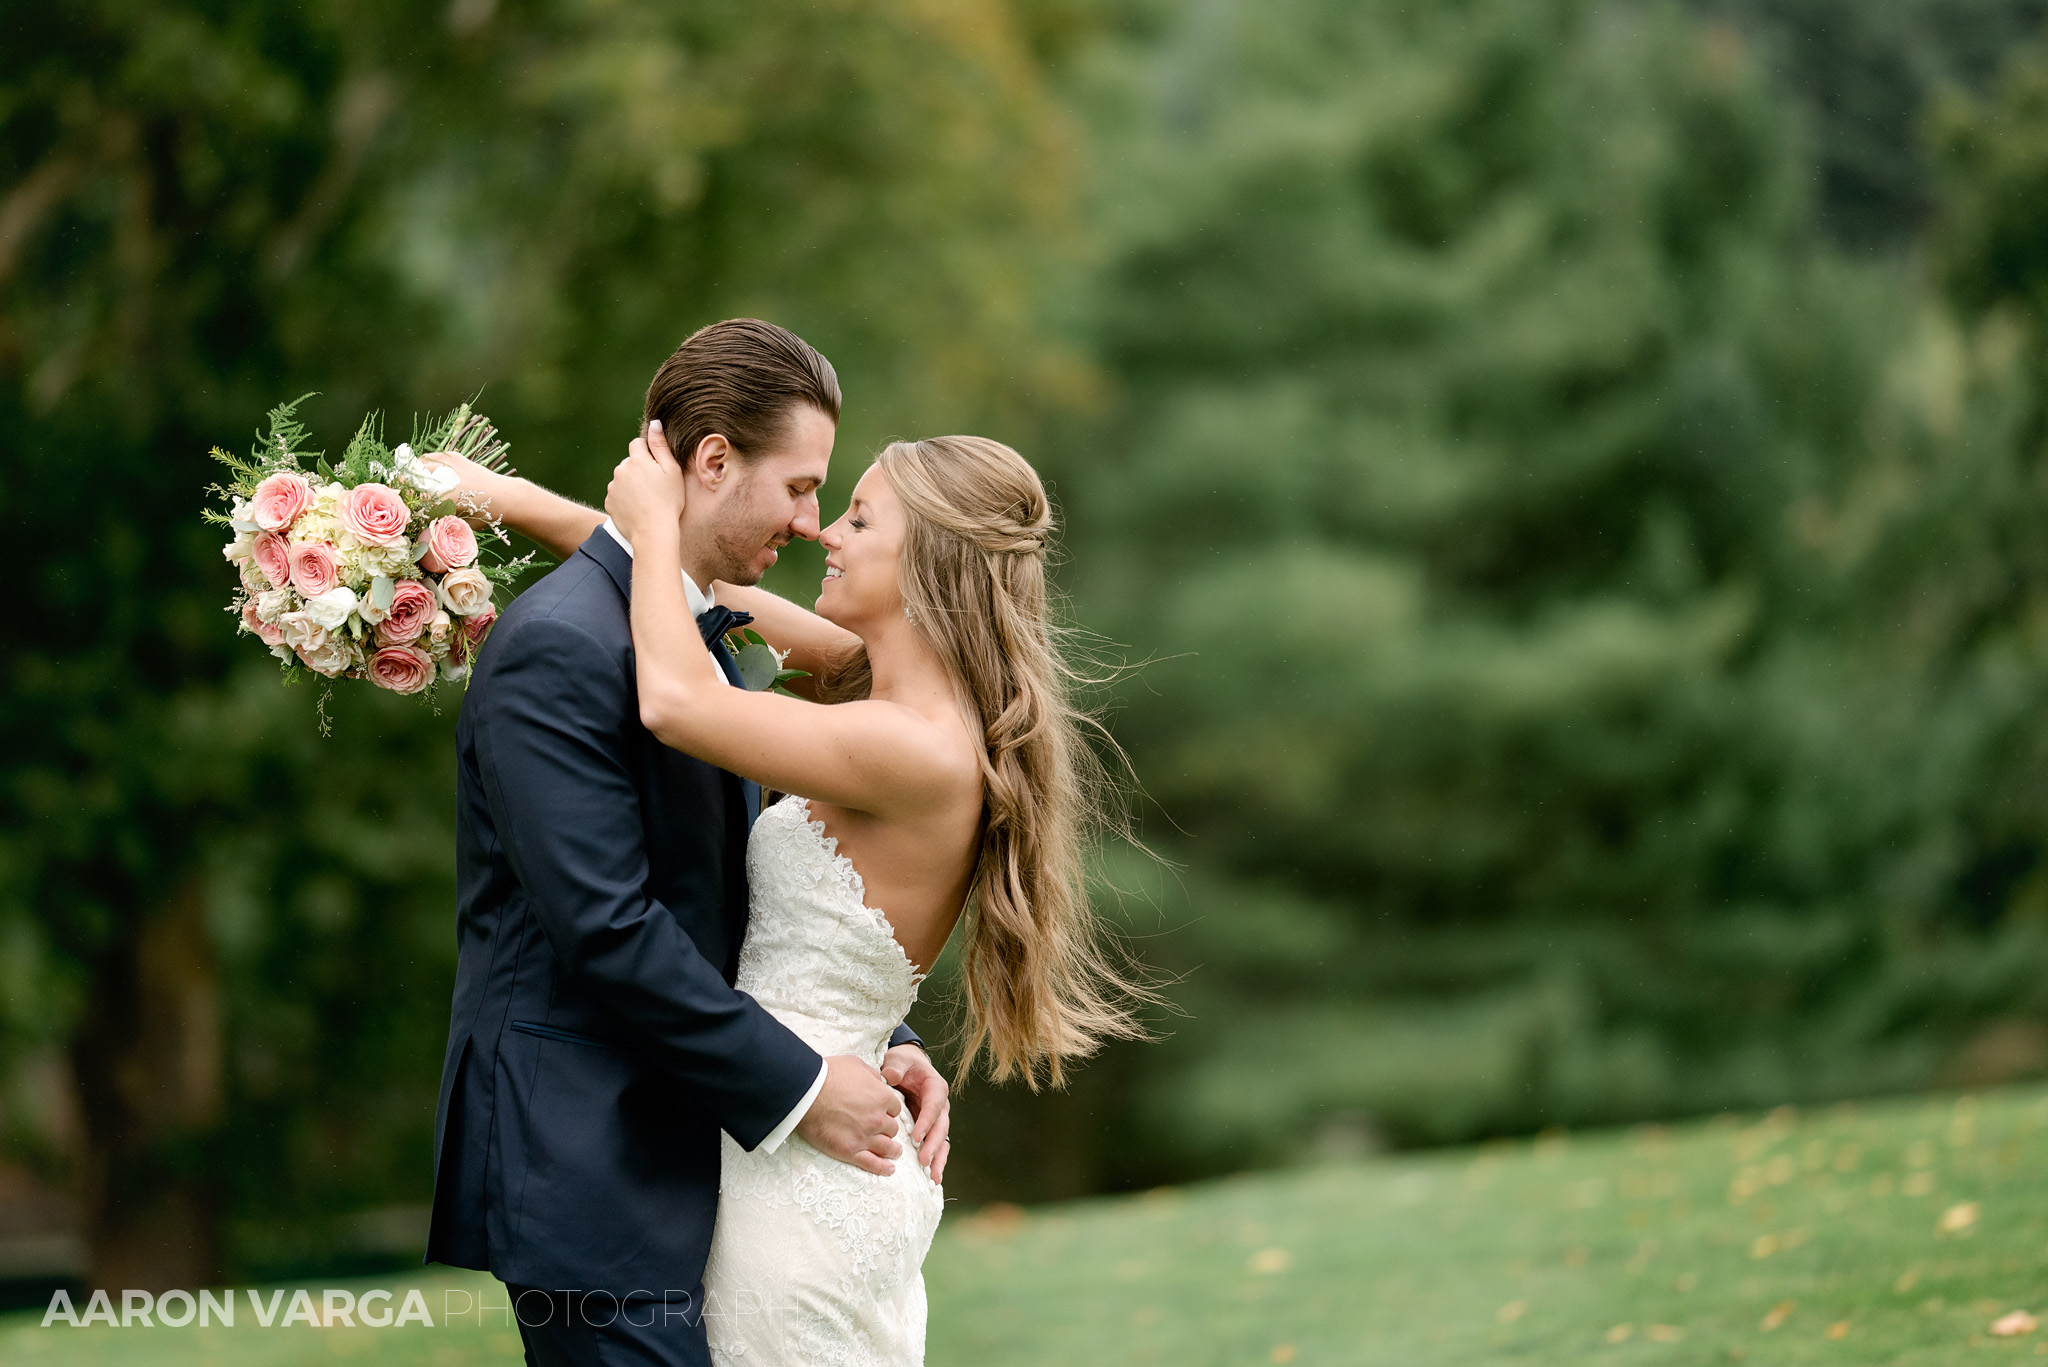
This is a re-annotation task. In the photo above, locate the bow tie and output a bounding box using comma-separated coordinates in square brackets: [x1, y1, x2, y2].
[695, 604, 755, 646]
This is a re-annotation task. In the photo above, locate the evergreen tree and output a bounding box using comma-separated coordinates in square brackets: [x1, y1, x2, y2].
[1046, 0, 2048, 1176]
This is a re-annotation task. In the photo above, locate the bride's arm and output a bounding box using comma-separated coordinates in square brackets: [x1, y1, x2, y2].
[423, 450, 605, 562]
[611, 435, 959, 814]
[708, 582, 861, 682]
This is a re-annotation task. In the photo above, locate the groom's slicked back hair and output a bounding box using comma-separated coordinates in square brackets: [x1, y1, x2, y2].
[642, 319, 841, 464]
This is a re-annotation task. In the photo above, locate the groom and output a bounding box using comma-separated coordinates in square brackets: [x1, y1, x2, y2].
[426, 319, 948, 1366]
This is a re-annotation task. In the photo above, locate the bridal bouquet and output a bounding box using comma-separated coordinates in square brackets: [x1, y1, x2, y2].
[207, 396, 531, 719]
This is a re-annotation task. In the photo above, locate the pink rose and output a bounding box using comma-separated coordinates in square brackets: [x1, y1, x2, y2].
[419, 515, 479, 573]
[288, 540, 340, 598]
[368, 644, 435, 695]
[376, 578, 437, 644]
[240, 599, 285, 646]
[339, 482, 412, 548]
[251, 472, 312, 531]
[453, 606, 497, 663]
[253, 531, 291, 589]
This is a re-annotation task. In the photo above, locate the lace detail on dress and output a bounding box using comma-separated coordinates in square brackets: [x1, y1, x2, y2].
[703, 794, 944, 1366]
[790, 799, 931, 987]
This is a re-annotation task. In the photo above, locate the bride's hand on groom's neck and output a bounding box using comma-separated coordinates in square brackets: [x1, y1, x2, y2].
[606, 419, 690, 547]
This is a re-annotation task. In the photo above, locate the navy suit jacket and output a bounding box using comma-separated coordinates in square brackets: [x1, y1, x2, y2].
[425, 528, 914, 1298]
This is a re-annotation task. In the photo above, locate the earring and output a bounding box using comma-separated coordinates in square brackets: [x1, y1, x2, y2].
[903, 603, 916, 624]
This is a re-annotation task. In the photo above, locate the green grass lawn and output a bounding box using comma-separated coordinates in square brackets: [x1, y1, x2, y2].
[10, 1086, 2048, 1364]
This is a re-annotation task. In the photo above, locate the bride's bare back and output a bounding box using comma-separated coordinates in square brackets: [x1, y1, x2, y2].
[804, 777, 982, 975]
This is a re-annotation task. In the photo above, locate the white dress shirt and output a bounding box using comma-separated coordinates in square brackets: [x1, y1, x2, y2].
[600, 517, 829, 1152]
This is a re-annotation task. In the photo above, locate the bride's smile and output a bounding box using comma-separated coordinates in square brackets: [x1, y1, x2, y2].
[813, 467, 908, 629]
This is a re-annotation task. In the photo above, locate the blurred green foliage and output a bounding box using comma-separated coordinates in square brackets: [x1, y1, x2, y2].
[13, 0, 2048, 1283]
[1, 0, 1082, 1282]
[1021, 0, 2048, 1183]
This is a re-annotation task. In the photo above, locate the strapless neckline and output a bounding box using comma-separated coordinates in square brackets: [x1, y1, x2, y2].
[785, 796, 928, 985]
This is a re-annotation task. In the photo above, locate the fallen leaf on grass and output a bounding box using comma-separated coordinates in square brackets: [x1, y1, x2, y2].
[1761, 1301, 1795, 1331]
[1270, 1346, 1296, 1364]
[1895, 1268, 1921, 1293]
[1937, 1201, 1980, 1236]
[1827, 1321, 1851, 1339]
[973, 1202, 1024, 1237]
[1903, 1171, 1937, 1196]
[1497, 1300, 1528, 1323]
[1993, 1311, 2040, 1337]
[1750, 1234, 1779, 1259]
[1648, 1324, 1682, 1342]
[1606, 1323, 1633, 1344]
[1247, 1247, 1291, 1275]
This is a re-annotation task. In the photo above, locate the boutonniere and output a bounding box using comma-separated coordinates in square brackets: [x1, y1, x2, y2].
[725, 627, 810, 696]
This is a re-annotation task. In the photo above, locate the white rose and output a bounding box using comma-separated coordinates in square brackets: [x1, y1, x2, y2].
[302, 586, 359, 630]
[298, 634, 355, 677]
[440, 659, 470, 684]
[256, 588, 292, 623]
[278, 611, 328, 654]
[269, 642, 295, 664]
[427, 608, 455, 655]
[437, 566, 493, 616]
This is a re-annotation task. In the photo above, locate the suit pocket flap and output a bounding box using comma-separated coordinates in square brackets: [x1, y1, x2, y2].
[510, 1020, 619, 1050]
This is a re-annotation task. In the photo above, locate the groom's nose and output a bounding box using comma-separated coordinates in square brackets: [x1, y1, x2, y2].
[789, 491, 821, 541]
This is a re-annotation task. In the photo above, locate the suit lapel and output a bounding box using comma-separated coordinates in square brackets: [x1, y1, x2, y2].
[710, 640, 765, 826]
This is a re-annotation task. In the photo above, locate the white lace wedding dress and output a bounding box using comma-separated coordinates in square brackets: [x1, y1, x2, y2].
[703, 795, 947, 1366]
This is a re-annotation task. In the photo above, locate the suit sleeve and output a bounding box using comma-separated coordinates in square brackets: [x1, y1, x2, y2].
[888, 1023, 923, 1051]
[473, 613, 821, 1150]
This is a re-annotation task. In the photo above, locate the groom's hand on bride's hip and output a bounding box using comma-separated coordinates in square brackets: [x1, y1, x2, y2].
[798, 1055, 905, 1176]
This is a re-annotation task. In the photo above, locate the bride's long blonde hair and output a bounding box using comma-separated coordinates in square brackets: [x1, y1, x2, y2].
[820, 436, 1152, 1088]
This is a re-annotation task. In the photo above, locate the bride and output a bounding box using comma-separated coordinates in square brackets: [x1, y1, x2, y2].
[442, 423, 1147, 1365]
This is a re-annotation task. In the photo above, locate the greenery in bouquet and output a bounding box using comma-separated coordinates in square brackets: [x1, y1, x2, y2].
[205, 397, 533, 727]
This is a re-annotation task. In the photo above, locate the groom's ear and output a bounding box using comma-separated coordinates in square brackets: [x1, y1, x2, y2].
[692, 434, 735, 492]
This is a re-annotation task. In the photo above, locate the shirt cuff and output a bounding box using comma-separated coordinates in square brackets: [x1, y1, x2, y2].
[758, 1058, 829, 1154]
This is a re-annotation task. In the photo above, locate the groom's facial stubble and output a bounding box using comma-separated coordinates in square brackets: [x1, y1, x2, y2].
[679, 402, 836, 587]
